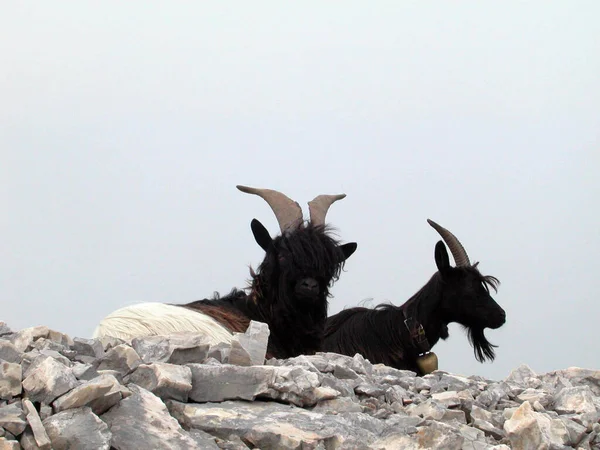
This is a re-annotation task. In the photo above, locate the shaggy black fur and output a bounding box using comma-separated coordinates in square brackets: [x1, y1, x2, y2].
[323, 240, 505, 374]
[183, 219, 357, 358]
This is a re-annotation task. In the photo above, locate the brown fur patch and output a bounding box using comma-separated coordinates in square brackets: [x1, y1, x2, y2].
[184, 304, 251, 334]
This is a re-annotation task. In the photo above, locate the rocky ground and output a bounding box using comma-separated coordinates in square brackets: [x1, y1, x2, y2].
[0, 319, 599, 449]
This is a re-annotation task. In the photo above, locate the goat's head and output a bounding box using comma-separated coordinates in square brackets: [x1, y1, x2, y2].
[428, 219, 506, 362]
[238, 185, 357, 305]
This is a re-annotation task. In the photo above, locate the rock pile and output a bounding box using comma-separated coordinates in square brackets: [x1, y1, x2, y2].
[0, 319, 599, 449]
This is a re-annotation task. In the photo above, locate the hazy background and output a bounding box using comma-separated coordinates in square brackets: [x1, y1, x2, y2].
[2, 2, 598, 380]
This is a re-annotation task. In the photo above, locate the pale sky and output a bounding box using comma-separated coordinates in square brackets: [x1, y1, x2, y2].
[2, 2, 599, 380]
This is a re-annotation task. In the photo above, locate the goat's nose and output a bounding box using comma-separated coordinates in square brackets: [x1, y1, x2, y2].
[301, 278, 319, 291]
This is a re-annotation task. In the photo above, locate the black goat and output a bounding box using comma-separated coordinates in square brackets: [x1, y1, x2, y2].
[323, 219, 505, 374]
[94, 185, 357, 359]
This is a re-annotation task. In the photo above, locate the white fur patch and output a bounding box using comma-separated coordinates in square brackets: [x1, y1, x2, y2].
[92, 302, 234, 346]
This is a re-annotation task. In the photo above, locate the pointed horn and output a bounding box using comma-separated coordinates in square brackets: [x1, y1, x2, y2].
[427, 219, 471, 267]
[308, 194, 346, 226]
[237, 185, 303, 232]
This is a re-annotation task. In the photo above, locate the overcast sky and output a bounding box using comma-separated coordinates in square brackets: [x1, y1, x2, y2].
[2, 2, 598, 380]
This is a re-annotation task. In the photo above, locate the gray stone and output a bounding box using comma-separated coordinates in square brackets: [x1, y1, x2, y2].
[311, 397, 363, 414]
[0, 403, 26, 436]
[131, 333, 211, 365]
[431, 390, 461, 408]
[516, 387, 554, 408]
[96, 344, 141, 376]
[505, 363, 538, 387]
[21, 357, 79, 404]
[52, 373, 120, 413]
[472, 418, 505, 440]
[228, 321, 269, 366]
[86, 381, 132, 415]
[263, 366, 339, 407]
[72, 337, 104, 358]
[504, 401, 570, 450]
[71, 362, 100, 381]
[101, 385, 200, 449]
[0, 437, 20, 450]
[407, 399, 447, 421]
[0, 362, 21, 400]
[384, 385, 412, 404]
[0, 342, 22, 364]
[355, 383, 386, 398]
[207, 342, 231, 363]
[553, 385, 597, 414]
[188, 364, 274, 402]
[558, 416, 588, 447]
[9, 326, 49, 352]
[22, 399, 51, 450]
[43, 406, 111, 450]
[414, 421, 464, 449]
[168, 399, 383, 449]
[542, 367, 600, 396]
[125, 362, 192, 402]
[0, 323, 12, 337]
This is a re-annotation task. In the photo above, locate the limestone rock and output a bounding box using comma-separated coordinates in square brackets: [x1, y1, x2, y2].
[21, 357, 79, 405]
[96, 344, 141, 376]
[52, 373, 120, 413]
[22, 399, 51, 450]
[228, 320, 269, 366]
[43, 406, 111, 450]
[126, 362, 192, 402]
[101, 385, 200, 449]
[0, 362, 22, 400]
[0, 403, 26, 436]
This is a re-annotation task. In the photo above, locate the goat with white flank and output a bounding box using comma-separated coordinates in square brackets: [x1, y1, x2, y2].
[94, 185, 357, 359]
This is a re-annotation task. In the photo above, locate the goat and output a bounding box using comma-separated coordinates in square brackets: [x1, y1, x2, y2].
[94, 185, 357, 359]
[323, 219, 505, 375]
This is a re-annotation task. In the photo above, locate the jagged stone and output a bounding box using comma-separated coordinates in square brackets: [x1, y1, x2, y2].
[125, 362, 192, 402]
[504, 401, 570, 449]
[188, 364, 275, 402]
[0, 362, 21, 400]
[52, 373, 120, 413]
[86, 380, 131, 416]
[22, 399, 51, 450]
[431, 390, 461, 408]
[263, 366, 339, 407]
[207, 342, 231, 363]
[311, 396, 363, 414]
[72, 337, 104, 359]
[131, 333, 211, 365]
[505, 363, 538, 386]
[0, 342, 22, 365]
[9, 327, 49, 352]
[0, 437, 20, 450]
[384, 385, 411, 404]
[228, 321, 269, 366]
[43, 406, 111, 449]
[0, 323, 11, 336]
[414, 420, 464, 449]
[472, 418, 505, 440]
[407, 399, 447, 421]
[553, 385, 597, 414]
[542, 367, 600, 396]
[168, 400, 384, 449]
[516, 387, 554, 407]
[0, 403, 26, 436]
[21, 357, 79, 405]
[96, 344, 141, 376]
[71, 362, 100, 381]
[101, 385, 200, 449]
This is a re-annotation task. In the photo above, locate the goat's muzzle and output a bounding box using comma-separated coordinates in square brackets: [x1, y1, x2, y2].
[488, 308, 506, 329]
[295, 277, 320, 300]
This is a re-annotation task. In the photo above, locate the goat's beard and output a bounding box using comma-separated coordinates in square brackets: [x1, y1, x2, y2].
[466, 327, 497, 363]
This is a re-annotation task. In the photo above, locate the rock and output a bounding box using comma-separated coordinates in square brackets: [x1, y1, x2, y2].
[0, 342, 23, 364]
[553, 385, 597, 414]
[43, 407, 111, 449]
[125, 363, 192, 402]
[52, 374, 120, 413]
[0, 362, 22, 400]
[21, 357, 79, 404]
[504, 401, 570, 449]
[72, 337, 104, 359]
[9, 326, 49, 352]
[101, 385, 200, 449]
[131, 333, 211, 365]
[0, 403, 26, 436]
[96, 344, 141, 376]
[415, 421, 464, 449]
[0, 437, 20, 450]
[505, 363, 538, 386]
[228, 321, 269, 366]
[188, 364, 275, 402]
[0, 323, 12, 336]
[22, 399, 51, 449]
[168, 400, 383, 449]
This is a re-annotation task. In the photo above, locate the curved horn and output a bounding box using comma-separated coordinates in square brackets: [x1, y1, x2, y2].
[308, 194, 346, 226]
[427, 219, 471, 267]
[237, 185, 303, 232]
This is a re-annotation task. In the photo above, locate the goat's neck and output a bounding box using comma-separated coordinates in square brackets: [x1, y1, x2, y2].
[407, 294, 448, 350]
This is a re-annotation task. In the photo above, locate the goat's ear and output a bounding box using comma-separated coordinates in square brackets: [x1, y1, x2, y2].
[251, 219, 273, 252]
[434, 240, 451, 273]
[339, 242, 357, 262]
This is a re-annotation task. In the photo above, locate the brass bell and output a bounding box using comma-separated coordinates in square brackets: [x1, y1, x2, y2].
[416, 352, 438, 375]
